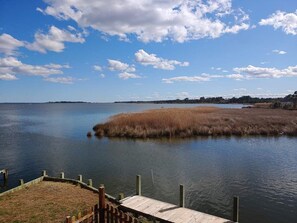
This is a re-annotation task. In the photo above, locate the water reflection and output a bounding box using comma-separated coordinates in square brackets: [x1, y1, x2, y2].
[0, 104, 296, 223]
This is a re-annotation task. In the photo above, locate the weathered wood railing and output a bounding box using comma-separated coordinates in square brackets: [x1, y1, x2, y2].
[65, 186, 140, 223]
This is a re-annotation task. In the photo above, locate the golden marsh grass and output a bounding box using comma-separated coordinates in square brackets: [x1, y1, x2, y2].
[93, 107, 297, 138]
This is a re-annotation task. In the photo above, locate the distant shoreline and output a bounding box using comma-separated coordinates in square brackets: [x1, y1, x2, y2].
[93, 107, 297, 139]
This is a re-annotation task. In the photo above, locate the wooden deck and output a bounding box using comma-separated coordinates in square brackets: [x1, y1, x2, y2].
[120, 195, 234, 223]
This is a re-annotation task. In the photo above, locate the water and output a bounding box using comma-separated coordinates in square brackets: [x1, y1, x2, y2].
[0, 103, 296, 223]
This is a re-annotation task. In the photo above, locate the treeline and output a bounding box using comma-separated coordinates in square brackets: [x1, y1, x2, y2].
[115, 91, 297, 105]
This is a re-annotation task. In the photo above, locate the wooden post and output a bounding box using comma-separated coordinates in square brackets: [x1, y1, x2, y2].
[88, 179, 93, 187]
[179, 184, 185, 207]
[233, 196, 239, 222]
[42, 170, 47, 177]
[94, 204, 99, 223]
[19, 179, 24, 186]
[60, 172, 65, 179]
[3, 169, 8, 181]
[66, 216, 71, 223]
[118, 193, 124, 201]
[136, 175, 141, 196]
[78, 174, 82, 182]
[99, 185, 106, 223]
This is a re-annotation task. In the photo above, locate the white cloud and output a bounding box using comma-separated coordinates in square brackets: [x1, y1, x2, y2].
[39, 0, 250, 42]
[118, 72, 141, 80]
[44, 63, 71, 69]
[108, 59, 135, 72]
[233, 88, 247, 91]
[0, 33, 24, 55]
[226, 73, 246, 80]
[26, 26, 85, 53]
[44, 76, 74, 84]
[232, 65, 297, 79]
[259, 10, 297, 35]
[0, 73, 18, 81]
[135, 49, 189, 70]
[99, 73, 105, 78]
[0, 57, 69, 80]
[272, 49, 287, 55]
[93, 65, 102, 71]
[162, 75, 210, 84]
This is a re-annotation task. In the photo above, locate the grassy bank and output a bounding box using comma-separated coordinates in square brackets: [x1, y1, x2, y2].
[0, 181, 98, 223]
[93, 107, 297, 138]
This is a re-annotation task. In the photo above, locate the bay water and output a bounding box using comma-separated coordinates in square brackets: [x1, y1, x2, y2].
[0, 103, 296, 223]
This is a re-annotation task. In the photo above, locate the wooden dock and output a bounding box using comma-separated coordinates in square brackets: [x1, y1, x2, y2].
[120, 195, 234, 223]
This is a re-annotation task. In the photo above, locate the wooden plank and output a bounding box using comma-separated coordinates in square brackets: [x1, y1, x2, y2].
[120, 196, 233, 223]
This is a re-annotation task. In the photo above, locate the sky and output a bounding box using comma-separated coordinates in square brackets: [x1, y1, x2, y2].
[0, 0, 296, 102]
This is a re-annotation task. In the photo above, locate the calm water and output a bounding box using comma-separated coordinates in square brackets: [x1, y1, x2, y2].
[0, 103, 296, 223]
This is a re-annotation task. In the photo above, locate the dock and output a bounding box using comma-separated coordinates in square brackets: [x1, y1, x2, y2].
[120, 195, 233, 223]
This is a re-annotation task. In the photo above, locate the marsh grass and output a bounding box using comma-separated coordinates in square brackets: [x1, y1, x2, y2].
[93, 107, 297, 138]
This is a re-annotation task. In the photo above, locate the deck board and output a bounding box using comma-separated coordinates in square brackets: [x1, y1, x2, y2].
[120, 195, 233, 223]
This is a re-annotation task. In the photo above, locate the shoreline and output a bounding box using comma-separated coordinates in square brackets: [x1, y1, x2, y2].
[93, 107, 297, 139]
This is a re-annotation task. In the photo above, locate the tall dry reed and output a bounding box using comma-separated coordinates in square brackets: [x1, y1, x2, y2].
[93, 107, 297, 138]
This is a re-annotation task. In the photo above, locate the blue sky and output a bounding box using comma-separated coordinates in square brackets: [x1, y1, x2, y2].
[0, 0, 296, 102]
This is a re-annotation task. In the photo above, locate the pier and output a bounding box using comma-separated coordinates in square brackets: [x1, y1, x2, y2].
[0, 171, 240, 223]
[120, 195, 233, 223]
[119, 175, 237, 223]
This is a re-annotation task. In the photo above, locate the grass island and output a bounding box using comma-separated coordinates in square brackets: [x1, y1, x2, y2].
[93, 107, 297, 138]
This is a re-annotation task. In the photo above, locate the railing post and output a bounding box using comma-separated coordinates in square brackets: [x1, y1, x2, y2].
[88, 179, 93, 187]
[66, 216, 71, 223]
[136, 175, 141, 196]
[99, 185, 106, 223]
[42, 170, 47, 177]
[60, 172, 65, 179]
[118, 193, 124, 201]
[233, 196, 239, 222]
[179, 184, 185, 207]
[94, 204, 99, 223]
[3, 169, 8, 181]
[19, 179, 24, 186]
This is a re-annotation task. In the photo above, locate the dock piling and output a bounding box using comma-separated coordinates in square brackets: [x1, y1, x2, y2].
[88, 179, 93, 187]
[19, 179, 24, 186]
[60, 172, 65, 179]
[136, 175, 141, 196]
[179, 184, 185, 207]
[42, 170, 47, 177]
[118, 193, 124, 200]
[78, 174, 82, 182]
[99, 185, 106, 223]
[233, 196, 239, 222]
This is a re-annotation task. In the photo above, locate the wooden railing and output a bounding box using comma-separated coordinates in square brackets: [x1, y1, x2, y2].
[65, 186, 140, 223]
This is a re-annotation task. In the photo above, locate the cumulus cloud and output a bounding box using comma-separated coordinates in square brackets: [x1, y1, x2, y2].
[39, 0, 250, 42]
[93, 65, 102, 71]
[44, 76, 74, 84]
[108, 59, 135, 72]
[135, 49, 189, 70]
[26, 26, 85, 53]
[0, 73, 18, 81]
[259, 10, 297, 35]
[118, 72, 141, 80]
[272, 49, 287, 55]
[162, 64, 297, 84]
[0, 57, 69, 80]
[232, 65, 297, 79]
[162, 75, 210, 83]
[0, 34, 24, 55]
[226, 73, 246, 80]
